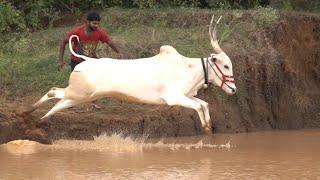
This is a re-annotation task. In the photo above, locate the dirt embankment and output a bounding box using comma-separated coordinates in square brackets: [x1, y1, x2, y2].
[0, 12, 319, 144]
[221, 12, 320, 132]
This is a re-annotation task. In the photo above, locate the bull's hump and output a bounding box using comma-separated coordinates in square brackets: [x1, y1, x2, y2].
[158, 45, 183, 60]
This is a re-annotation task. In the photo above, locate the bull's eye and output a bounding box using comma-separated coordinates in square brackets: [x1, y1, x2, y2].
[211, 57, 217, 62]
[224, 65, 229, 70]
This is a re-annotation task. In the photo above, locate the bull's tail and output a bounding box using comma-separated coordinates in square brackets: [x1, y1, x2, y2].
[69, 35, 95, 61]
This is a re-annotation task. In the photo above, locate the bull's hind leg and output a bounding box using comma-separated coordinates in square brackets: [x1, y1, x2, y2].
[24, 87, 66, 114]
[41, 99, 80, 119]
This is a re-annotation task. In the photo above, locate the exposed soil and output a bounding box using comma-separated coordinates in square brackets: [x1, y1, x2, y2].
[0, 98, 204, 144]
[0, 12, 319, 144]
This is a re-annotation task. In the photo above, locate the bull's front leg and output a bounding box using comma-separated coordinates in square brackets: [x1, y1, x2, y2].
[191, 97, 212, 133]
[162, 93, 208, 133]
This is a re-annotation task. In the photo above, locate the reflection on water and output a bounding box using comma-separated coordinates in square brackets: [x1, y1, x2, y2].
[0, 130, 319, 179]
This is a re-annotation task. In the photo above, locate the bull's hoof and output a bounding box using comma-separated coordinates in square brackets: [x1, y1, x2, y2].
[204, 126, 213, 135]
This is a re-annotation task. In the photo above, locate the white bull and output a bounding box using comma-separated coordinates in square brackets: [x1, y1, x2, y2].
[27, 15, 236, 133]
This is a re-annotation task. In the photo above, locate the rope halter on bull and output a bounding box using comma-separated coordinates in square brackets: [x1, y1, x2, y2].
[201, 56, 235, 90]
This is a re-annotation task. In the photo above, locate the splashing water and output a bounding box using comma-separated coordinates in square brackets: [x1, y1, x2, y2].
[145, 139, 232, 150]
[52, 134, 232, 152]
[52, 134, 145, 153]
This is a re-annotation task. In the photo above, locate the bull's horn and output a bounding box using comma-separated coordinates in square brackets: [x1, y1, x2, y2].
[209, 15, 223, 53]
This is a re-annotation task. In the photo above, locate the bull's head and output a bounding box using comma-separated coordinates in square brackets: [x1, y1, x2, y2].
[207, 15, 236, 95]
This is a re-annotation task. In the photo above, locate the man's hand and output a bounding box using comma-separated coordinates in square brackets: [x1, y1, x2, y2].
[58, 61, 65, 71]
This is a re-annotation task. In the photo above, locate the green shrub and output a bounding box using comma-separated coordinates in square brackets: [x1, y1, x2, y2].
[207, 0, 232, 9]
[253, 7, 280, 27]
[0, 1, 26, 33]
[133, 0, 158, 8]
[270, 0, 320, 12]
[9, 0, 60, 31]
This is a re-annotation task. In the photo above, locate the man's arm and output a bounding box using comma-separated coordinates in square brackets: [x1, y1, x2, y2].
[106, 40, 120, 54]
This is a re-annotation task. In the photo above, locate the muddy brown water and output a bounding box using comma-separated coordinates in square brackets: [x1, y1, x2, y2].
[0, 129, 319, 179]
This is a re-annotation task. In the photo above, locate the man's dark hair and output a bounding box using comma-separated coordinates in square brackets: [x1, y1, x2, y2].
[86, 11, 101, 21]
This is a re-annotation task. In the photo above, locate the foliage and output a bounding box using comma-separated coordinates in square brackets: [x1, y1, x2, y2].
[8, 0, 60, 31]
[253, 7, 280, 27]
[208, 0, 232, 9]
[0, 1, 26, 33]
[281, 0, 294, 11]
[270, 0, 320, 12]
[133, 0, 158, 8]
[0, 0, 318, 36]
